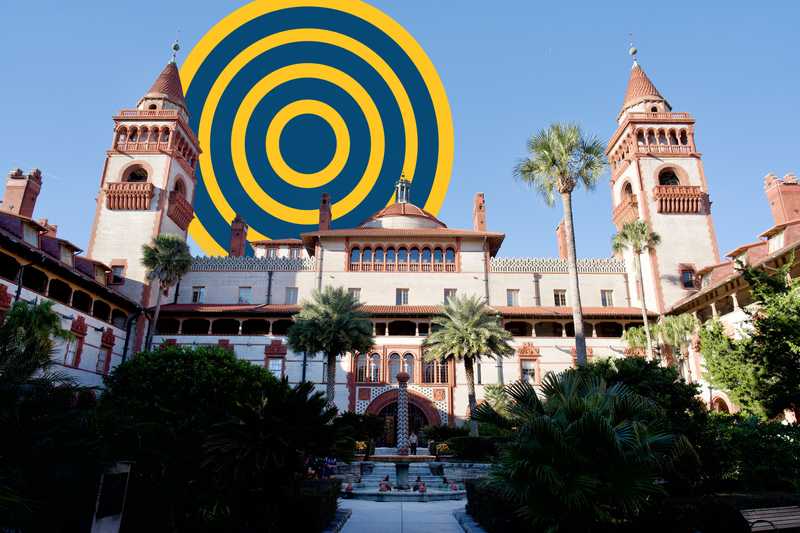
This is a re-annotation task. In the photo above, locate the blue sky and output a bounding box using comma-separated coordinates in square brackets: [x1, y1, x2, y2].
[1, 1, 798, 258]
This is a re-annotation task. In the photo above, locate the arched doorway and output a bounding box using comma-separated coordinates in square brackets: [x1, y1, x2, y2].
[376, 402, 429, 447]
[365, 389, 442, 447]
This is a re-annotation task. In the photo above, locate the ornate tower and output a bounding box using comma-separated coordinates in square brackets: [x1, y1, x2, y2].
[606, 47, 719, 313]
[87, 44, 198, 308]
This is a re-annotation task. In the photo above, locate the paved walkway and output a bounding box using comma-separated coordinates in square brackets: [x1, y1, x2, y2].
[339, 499, 466, 533]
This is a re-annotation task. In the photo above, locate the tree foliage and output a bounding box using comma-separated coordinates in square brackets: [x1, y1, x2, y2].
[141, 234, 192, 350]
[701, 260, 800, 418]
[423, 294, 513, 435]
[286, 286, 374, 405]
[473, 371, 691, 531]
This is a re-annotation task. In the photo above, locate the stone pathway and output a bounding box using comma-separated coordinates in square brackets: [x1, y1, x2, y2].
[339, 499, 466, 533]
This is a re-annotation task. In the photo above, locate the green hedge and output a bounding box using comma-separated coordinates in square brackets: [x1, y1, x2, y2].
[465, 479, 527, 533]
[466, 479, 750, 533]
[446, 436, 499, 460]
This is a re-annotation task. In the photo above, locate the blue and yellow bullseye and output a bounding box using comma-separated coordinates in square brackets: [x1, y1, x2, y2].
[181, 0, 454, 255]
[265, 99, 349, 189]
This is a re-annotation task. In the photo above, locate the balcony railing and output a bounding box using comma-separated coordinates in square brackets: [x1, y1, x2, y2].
[105, 182, 154, 211]
[612, 198, 639, 228]
[636, 144, 692, 155]
[116, 109, 181, 119]
[167, 190, 194, 230]
[653, 185, 708, 214]
[627, 112, 692, 121]
[115, 140, 172, 153]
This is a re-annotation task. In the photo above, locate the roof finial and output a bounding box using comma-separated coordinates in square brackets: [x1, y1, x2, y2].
[396, 173, 411, 204]
[628, 33, 638, 68]
[170, 33, 181, 64]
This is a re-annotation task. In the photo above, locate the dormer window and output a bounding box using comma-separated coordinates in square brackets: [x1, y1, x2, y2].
[680, 268, 696, 289]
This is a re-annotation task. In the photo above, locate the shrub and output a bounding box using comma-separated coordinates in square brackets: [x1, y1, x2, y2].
[446, 436, 498, 460]
[422, 424, 469, 442]
[472, 373, 692, 532]
[695, 413, 800, 492]
[465, 479, 527, 533]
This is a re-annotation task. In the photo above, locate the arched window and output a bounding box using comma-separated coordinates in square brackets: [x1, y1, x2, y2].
[374, 247, 384, 271]
[398, 247, 408, 271]
[388, 320, 416, 336]
[92, 301, 111, 322]
[658, 169, 680, 186]
[386, 247, 396, 271]
[47, 278, 72, 305]
[149, 128, 159, 142]
[668, 130, 679, 145]
[679, 130, 689, 145]
[409, 248, 420, 271]
[111, 309, 127, 329]
[622, 182, 634, 201]
[389, 353, 401, 383]
[156, 318, 180, 334]
[182, 318, 210, 335]
[421, 248, 432, 272]
[504, 321, 532, 336]
[271, 319, 293, 335]
[350, 247, 361, 266]
[0, 251, 20, 281]
[650, 106, 658, 113]
[128, 128, 138, 142]
[369, 353, 380, 382]
[72, 290, 92, 313]
[647, 130, 657, 144]
[125, 166, 148, 183]
[534, 321, 563, 337]
[173, 178, 186, 197]
[116, 127, 128, 146]
[657, 130, 667, 144]
[160, 128, 170, 142]
[402, 353, 414, 382]
[595, 322, 624, 338]
[148, 104, 157, 110]
[22, 267, 48, 294]
[356, 353, 368, 382]
[242, 319, 269, 335]
[433, 248, 443, 271]
[361, 248, 372, 271]
[636, 130, 645, 145]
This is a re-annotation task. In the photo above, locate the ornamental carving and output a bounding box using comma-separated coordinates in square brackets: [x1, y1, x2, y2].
[517, 343, 540, 358]
[653, 185, 709, 214]
[491, 257, 625, 274]
[191, 256, 315, 272]
[264, 339, 287, 356]
[105, 182, 154, 210]
[71, 316, 87, 337]
[167, 190, 194, 231]
[100, 327, 116, 348]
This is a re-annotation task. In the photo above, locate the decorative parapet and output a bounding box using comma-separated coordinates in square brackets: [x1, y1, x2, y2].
[105, 182, 154, 210]
[653, 185, 708, 214]
[612, 198, 639, 228]
[490, 257, 626, 274]
[191, 255, 315, 272]
[167, 190, 194, 230]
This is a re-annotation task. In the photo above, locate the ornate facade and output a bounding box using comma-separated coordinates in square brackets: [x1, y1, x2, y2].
[6, 50, 797, 426]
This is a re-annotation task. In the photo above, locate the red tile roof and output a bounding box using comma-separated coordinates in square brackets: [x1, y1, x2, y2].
[361, 202, 446, 228]
[360, 305, 442, 315]
[621, 64, 666, 113]
[142, 62, 186, 109]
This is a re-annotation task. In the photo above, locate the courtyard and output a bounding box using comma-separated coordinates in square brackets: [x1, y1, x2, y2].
[339, 500, 466, 533]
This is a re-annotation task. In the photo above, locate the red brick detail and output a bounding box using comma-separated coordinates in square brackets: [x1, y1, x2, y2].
[100, 327, 116, 348]
[71, 316, 88, 337]
[229, 215, 248, 257]
[357, 388, 371, 401]
[160, 338, 177, 349]
[570, 347, 594, 367]
[166, 190, 194, 230]
[472, 193, 486, 231]
[264, 339, 287, 356]
[319, 193, 332, 231]
[555, 220, 568, 260]
[217, 339, 233, 352]
[517, 343, 540, 358]
[433, 389, 446, 402]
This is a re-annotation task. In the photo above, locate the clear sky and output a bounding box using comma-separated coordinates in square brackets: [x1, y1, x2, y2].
[2, 1, 798, 259]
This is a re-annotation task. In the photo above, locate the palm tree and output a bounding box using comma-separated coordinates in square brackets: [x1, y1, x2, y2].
[0, 300, 72, 386]
[658, 313, 700, 381]
[286, 286, 374, 406]
[612, 220, 661, 359]
[142, 234, 193, 350]
[515, 123, 606, 367]
[473, 372, 691, 531]
[422, 294, 514, 436]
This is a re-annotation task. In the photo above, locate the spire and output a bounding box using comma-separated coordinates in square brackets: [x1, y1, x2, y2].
[395, 175, 411, 204]
[139, 41, 187, 111]
[619, 44, 669, 116]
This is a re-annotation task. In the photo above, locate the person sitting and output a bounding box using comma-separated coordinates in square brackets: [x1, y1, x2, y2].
[412, 475, 423, 491]
[418, 482, 427, 494]
[450, 482, 459, 491]
[441, 476, 449, 487]
[379, 477, 392, 492]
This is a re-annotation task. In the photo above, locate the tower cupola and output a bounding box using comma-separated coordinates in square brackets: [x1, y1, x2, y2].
[618, 47, 670, 123]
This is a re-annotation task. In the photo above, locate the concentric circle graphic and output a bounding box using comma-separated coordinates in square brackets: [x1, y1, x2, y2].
[180, 0, 454, 256]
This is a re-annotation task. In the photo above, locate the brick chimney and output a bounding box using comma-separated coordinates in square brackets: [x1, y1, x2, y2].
[555, 219, 568, 259]
[473, 192, 486, 231]
[764, 173, 800, 225]
[229, 215, 248, 257]
[2, 168, 42, 218]
[319, 193, 331, 231]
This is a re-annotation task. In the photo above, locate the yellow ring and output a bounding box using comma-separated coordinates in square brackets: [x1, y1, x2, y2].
[231, 64, 384, 228]
[182, 1, 453, 255]
[265, 100, 349, 189]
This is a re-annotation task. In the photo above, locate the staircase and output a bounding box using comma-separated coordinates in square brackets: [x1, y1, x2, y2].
[343, 462, 466, 502]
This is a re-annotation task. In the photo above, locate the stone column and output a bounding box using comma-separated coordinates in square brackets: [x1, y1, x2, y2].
[396, 371, 410, 456]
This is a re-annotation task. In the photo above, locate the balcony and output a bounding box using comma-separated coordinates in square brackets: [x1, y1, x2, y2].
[612, 198, 639, 228]
[636, 143, 693, 155]
[105, 182, 154, 211]
[115, 140, 172, 153]
[116, 109, 181, 119]
[167, 190, 194, 230]
[627, 112, 692, 121]
[653, 185, 708, 214]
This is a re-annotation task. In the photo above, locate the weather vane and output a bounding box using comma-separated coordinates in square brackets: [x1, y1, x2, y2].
[628, 33, 638, 66]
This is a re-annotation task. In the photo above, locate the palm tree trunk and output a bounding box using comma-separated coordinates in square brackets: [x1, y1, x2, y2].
[633, 253, 654, 360]
[326, 352, 337, 408]
[560, 193, 588, 367]
[145, 285, 163, 351]
[463, 356, 479, 436]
